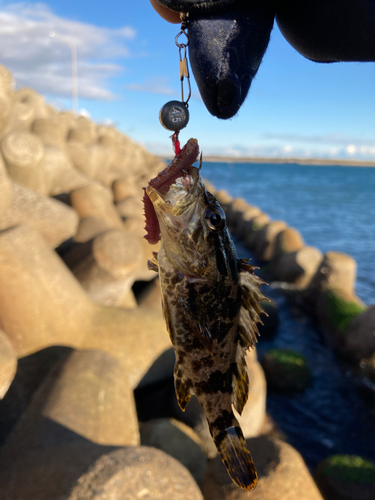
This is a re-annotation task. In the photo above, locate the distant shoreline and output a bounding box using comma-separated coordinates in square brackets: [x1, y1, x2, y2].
[158, 155, 375, 167]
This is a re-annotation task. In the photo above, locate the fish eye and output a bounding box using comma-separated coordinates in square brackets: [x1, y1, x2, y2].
[205, 207, 225, 230]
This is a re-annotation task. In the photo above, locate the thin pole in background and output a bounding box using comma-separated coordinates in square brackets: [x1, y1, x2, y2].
[49, 31, 78, 113]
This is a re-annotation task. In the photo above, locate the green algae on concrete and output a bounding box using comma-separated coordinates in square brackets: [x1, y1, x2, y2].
[325, 289, 366, 332]
[260, 348, 312, 392]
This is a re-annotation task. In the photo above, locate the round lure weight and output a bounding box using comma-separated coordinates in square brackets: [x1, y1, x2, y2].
[159, 100, 189, 131]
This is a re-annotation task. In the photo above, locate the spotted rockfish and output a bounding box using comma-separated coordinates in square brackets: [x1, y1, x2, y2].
[143, 138, 267, 491]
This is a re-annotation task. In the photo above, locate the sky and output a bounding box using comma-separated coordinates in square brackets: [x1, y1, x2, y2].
[0, 0, 374, 160]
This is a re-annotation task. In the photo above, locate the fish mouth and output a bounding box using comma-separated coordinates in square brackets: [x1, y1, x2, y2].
[143, 138, 200, 244]
[147, 167, 201, 215]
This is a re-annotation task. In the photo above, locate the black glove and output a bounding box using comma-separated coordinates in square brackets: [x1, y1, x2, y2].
[154, 0, 375, 120]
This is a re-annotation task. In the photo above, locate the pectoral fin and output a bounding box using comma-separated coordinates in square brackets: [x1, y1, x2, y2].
[147, 252, 159, 272]
[238, 259, 268, 349]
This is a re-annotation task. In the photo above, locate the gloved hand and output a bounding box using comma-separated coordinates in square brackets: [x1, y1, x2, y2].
[151, 0, 375, 120]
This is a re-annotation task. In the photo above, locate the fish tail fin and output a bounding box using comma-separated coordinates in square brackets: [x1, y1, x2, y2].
[213, 424, 258, 491]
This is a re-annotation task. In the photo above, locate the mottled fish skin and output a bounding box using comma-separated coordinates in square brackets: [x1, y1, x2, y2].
[145, 139, 267, 491]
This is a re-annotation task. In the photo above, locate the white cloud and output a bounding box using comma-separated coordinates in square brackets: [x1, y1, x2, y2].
[0, 2, 136, 100]
[346, 144, 357, 155]
[125, 79, 175, 96]
[145, 141, 375, 161]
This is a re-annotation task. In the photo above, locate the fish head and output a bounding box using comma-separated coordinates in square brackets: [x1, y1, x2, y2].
[146, 167, 237, 280]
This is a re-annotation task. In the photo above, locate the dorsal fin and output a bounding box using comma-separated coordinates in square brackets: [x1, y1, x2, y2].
[231, 259, 269, 414]
[238, 258, 268, 350]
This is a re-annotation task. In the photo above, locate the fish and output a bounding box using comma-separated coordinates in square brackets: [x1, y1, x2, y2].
[143, 138, 267, 491]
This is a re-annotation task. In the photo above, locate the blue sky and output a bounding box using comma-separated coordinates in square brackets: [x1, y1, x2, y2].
[0, 0, 374, 159]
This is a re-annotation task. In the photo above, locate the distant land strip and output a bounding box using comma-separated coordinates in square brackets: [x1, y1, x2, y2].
[158, 155, 375, 167]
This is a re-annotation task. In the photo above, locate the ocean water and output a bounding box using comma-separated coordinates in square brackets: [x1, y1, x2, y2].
[203, 161, 375, 471]
[203, 161, 375, 303]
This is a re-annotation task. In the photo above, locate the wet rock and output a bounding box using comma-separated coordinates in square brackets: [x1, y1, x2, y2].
[261, 349, 312, 392]
[68, 446, 204, 500]
[257, 299, 279, 339]
[70, 183, 123, 229]
[253, 221, 287, 261]
[315, 454, 375, 500]
[0, 182, 79, 247]
[71, 228, 143, 307]
[0, 329, 17, 399]
[140, 418, 207, 484]
[265, 246, 323, 288]
[203, 435, 323, 500]
[1, 132, 47, 194]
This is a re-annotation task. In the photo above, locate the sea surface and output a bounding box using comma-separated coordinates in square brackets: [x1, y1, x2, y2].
[203, 161, 375, 471]
[203, 161, 375, 303]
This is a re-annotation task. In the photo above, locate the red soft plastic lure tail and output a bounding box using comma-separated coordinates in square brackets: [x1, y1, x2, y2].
[143, 138, 199, 244]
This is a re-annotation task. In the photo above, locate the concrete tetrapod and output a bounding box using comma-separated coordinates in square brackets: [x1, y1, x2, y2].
[0, 182, 78, 248]
[70, 183, 123, 229]
[244, 213, 270, 251]
[71, 228, 143, 307]
[302, 251, 358, 309]
[0, 225, 171, 388]
[0, 181, 79, 248]
[42, 145, 91, 196]
[32, 117, 67, 149]
[0, 153, 13, 218]
[0, 329, 17, 399]
[1, 349, 139, 454]
[203, 435, 324, 500]
[265, 246, 323, 288]
[1, 132, 47, 194]
[253, 220, 287, 261]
